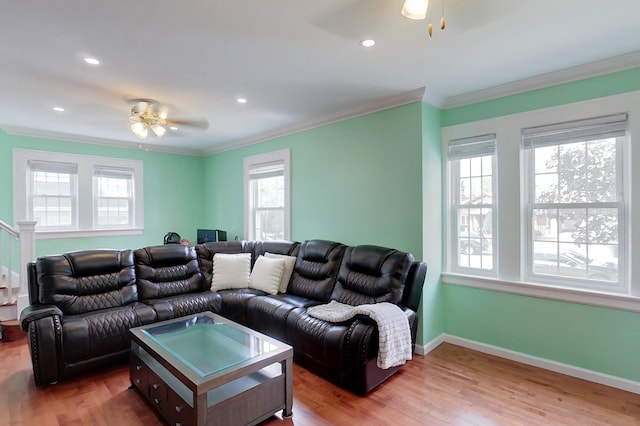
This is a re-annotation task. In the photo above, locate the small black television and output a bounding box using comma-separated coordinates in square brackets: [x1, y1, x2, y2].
[196, 229, 227, 244]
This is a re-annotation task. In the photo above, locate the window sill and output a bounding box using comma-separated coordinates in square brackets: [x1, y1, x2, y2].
[36, 228, 144, 239]
[441, 272, 640, 313]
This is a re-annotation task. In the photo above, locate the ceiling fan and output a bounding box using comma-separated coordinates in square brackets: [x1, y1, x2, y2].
[128, 99, 208, 140]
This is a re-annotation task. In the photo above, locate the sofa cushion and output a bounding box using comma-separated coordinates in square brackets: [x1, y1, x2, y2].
[196, 241, 253, 287]
[288, 240, 346, 303]
[249, 255, 285, 295]
[253, 241, 299, 266]
[211, 253, 251, 291]
[142, 291, 222, 321]
[37, 249, 137, 315]
[246, 296, 301, 343]
[265, 252, 297, 293]
[60, 302, 156, 363]
[285, 308, 349, 373]
[135, 245, 205, 300]
[331, 245, 413, 305]
[217, 288, 266, 325]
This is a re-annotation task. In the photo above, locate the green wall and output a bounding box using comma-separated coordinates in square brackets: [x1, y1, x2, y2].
[4, 65, 640, 384]
[204, 103, 424, 259]
[0, 131, 205, 257]
[442, 67, 640, 126]
[444, 285, 640, 381]
[440, 67, 640, 383]
[420, 102, 445, 345]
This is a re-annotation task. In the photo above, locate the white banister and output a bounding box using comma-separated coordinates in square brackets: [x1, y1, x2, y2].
[16, 221, 37, 318]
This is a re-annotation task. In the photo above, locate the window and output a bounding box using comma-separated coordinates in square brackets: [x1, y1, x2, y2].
[244, 150, 290, 241]
[93, 167, 134, 228]
[523, 113, 626, 291]
[28, 160, 77, 230]
[447, 134, 496, 273]
[14, 149, 143, 238]
[442, 92, 639, 310]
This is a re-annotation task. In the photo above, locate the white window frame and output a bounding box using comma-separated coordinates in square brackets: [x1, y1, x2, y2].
[243, 149, 291, 241]
[13, 149, 144, 238]
[93, 166, 136, 229]
[522, 114, 627, 293]
[447, 134, 497, 275]
[441, 91, 640, 313]
[27, 160, 78, 231]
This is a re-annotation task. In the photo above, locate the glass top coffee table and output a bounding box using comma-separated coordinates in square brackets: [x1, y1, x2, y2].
[129, 312, 293, 426]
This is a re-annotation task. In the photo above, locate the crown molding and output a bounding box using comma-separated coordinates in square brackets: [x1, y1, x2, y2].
[204, 87, 426, 155]
[2, 126, 199, 156]
[443, 50, 640, 109]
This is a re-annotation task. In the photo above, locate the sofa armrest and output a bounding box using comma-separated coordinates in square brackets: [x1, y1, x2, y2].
[20, 304, 63, 331]
[402, 261, 427, 312]
[21, 307, 64, 386]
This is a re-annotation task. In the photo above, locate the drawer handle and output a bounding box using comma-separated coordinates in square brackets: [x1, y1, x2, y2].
[154, 398, 160, 404]
[153, 383, 161, 390]
[136, 365, 142, 371]
[135, 378, 142, 384]
[175, 405, 184, 413]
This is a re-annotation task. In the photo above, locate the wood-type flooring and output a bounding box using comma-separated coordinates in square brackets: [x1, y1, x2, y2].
[1, 336, 639, 425]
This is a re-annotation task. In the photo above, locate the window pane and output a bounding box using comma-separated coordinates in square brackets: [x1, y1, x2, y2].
[450, 145, 495, 273]
[459, 178, 471, 204]
[254, 208, 284, 240]
[255, 175, 284, 208]
[528, 120, 623, 288]
[536, 138, 618, 205]
[459, 158, 470, 178]
[457, 207, 493, 270]
[246, 155, 287, 241]
[94, 174, 132, 226]
[30, 167, 75, 229]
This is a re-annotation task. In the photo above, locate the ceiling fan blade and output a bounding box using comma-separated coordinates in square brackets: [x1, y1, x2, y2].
[166, 118, 209, 131]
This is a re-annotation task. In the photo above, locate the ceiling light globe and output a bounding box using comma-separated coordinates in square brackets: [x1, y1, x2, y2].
[401, 0, 429, 20]
[151, 125, 166, 138]
[131, 122, 148, 139]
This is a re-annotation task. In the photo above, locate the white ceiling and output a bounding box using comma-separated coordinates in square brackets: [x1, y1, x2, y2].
[2, 0, 640, 155]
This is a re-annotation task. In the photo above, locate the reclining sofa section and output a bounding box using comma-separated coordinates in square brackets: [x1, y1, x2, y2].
[20, 239, 427, 395]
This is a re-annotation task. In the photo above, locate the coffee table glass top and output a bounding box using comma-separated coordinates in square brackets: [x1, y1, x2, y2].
[139, 314, 280, 377]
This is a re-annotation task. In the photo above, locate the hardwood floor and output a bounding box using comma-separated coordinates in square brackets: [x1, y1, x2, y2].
[2, 336, 639, 425]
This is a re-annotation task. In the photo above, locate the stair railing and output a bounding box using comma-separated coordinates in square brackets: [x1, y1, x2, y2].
[0, 220, 37, 320]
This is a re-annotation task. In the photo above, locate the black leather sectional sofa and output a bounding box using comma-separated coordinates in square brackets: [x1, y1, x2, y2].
[20, 239, 426, 395]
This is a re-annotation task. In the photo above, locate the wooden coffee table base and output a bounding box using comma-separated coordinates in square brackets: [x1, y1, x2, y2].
[128, 313, 293, 426]
[130, 345, 292, 426]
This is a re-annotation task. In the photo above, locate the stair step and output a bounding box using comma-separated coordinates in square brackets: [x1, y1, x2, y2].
[1, 320, 25, 342]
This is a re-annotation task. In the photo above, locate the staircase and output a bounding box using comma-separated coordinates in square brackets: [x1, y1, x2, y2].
[0, 220, 36, 322]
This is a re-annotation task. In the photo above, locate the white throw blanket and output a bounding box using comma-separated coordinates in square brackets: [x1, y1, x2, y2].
[306, 300, 412, 369]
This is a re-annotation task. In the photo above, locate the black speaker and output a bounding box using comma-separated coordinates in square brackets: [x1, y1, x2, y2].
[197, 229, 227, 244]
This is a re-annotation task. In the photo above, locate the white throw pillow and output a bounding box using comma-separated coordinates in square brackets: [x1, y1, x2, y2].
[249, 255, 285, 295]
[265, 252, 296, 293]
[211, 253, 251, 291]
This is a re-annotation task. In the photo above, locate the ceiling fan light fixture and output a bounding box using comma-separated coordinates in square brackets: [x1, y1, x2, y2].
[131, 121, 148, 139]
[401, 0, 429, 20]
[129, 100, 169, 139]
[151, 124, 166, 138]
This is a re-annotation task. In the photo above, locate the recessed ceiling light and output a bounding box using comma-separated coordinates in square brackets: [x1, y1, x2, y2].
[169, 126, 178, 131]
[237, 98, 247, 104]
[53, 106, 65, 112]
[83, 57, 100, 66]
[360, 39, 376, 48]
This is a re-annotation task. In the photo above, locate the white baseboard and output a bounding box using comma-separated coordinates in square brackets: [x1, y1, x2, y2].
[415, 333, 640, 395]
[414, 334, 444, 356]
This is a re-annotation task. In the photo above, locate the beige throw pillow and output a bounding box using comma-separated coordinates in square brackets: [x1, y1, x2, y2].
[248, 255, 285, 295]
[264, 252, 296, 293]
[211, 253, 251, 291]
